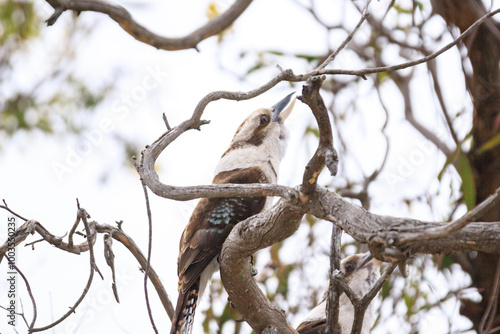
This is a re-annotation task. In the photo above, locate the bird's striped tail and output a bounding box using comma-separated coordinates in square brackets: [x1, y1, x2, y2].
[170, 280, 200, 334]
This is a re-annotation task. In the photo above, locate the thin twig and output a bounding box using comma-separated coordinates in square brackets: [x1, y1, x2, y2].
[479, 257, 500, 334]
[316, 0, 372, 71]
[0, 206, 175, 320]
[398, 187, 500, 244]
[8, 262, 38, 331]
[162, 113, 171, 131]
[302, 9, 500, 79]
[350, 262, 398, 333]
[1, 200, 28, 221]
[426, 59, 460, 146]
[140, 180, 159, 334]
[31, 207, 97, 332]
[96, 224, 175, 319]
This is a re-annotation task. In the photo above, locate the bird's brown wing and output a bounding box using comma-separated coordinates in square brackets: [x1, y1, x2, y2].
[177, 166, 270, 293]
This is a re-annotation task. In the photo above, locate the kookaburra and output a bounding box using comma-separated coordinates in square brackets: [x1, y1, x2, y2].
[296, 253, 382, 334]
[170, 93, 296, 334]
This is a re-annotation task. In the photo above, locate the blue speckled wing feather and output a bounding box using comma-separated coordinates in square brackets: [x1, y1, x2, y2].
[177, 166, 269, 293]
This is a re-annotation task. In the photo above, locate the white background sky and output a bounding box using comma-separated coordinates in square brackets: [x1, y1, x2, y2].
[1, 0, 499, 333]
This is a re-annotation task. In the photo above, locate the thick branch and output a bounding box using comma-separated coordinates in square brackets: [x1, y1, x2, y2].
[45, 0, 252, 51]
[307, 186, 500, 260]
[219, 199, 304, 334]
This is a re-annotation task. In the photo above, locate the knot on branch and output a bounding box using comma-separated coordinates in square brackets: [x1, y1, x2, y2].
[367, 234, 411, 278]
[190, 119, 211, 131]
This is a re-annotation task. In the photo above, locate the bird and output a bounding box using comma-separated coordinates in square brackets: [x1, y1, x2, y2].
[296, 253, 382, 334]
[170, 93, 296, 334]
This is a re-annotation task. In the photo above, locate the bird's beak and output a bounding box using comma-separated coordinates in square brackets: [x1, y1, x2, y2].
[356, 252, 377, 271]
[271, 92, 296, 123]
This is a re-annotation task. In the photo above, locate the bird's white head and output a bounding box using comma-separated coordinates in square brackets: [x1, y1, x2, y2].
[296, 253, 383, 334]
[215, 93, 296, 180]
[341, 252, 382, 297]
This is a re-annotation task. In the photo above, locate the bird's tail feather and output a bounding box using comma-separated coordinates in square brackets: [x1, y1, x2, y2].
[170, 280, 200, 334]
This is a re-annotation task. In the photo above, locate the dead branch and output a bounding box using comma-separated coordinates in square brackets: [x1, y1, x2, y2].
[137, 9, 500, 206]
[298, 75, 338, 195]
[326, 225, 342, 334]
[0, 207, 175, 324]
[306, 186, 500, 261]
[8, 263, 37, 331]
[95, 224, 174, 319]
[139, 179, 158, 334]
[219, 199, 305, 334]
[45, 0, 252, 51]
[31, 206, 97, 332]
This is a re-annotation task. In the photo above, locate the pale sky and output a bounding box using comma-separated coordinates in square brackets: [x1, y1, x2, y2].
[1, 0, 498, 333]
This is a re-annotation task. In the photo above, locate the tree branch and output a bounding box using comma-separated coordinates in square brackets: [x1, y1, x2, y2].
[0, 207, 175, 322]
[140, 179, 158, 333]
[137, 9, 500, 206]
[96, 224, 175, 320]
[307, 187, 500, 261]
[298, 75, 338, 195]
[31, 206, 97, 332]
[45, 0, 252, 51]
[350, 263, 397, 333]
[326, 225, 342, 334]
[219, 199, 305, 334]
[8, 263, 38, 331]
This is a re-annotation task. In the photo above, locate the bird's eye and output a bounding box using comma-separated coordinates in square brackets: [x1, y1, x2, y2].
[344, 261, 356, 273]
[259, 114, 270, 126]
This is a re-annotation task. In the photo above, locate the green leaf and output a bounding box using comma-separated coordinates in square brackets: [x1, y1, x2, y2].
[246, 62, 264, 75]
[393, 5, 412, 14]
[305, 126, 319, 138]
[305, 213, 317, 227]
[294, 54, 323, 64]
[476, 133, 500, 155]
[377, 71, 390, 83]
[266, 50, 284, 56]
[404, 293, 415, 315]
[456, 152, 476, 211]
[438, 254, 454, 271]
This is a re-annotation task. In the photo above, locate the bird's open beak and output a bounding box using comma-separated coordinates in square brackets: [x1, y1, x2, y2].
[271, 92, 296, 123]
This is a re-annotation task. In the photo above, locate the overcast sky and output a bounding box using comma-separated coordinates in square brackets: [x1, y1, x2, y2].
[1, 0, 499, 333]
